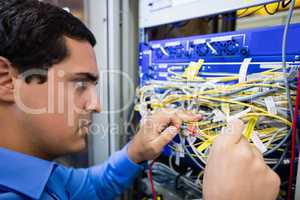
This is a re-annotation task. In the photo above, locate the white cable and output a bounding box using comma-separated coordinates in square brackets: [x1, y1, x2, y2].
[282, 0, 296, 120]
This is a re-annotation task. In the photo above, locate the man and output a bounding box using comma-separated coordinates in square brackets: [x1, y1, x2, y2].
[0, 0, 280, 199]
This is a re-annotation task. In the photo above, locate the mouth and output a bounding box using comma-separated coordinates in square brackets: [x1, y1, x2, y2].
[78, 120, 92, 136]
[80, 126, 90, 136]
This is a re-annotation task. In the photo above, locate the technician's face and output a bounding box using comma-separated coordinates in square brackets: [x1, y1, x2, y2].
[14, 37, 101, 158]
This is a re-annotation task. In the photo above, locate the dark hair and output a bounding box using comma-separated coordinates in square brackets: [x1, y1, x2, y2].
[0, 0, 96, 74]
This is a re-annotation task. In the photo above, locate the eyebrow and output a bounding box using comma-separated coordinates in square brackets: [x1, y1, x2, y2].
[69, 72, 99, 82]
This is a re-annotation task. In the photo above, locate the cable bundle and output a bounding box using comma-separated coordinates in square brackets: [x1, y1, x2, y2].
[137, 63, 299, 171]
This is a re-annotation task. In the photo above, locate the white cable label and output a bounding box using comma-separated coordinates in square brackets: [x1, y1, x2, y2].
[238, 58, 252, 83]
[247, 72, 267, 82]
[175, 143, 184, 166]
[264, 96, 277, 115]
[152, 44, 160, 49]
[160, 46, 169, 56]
[165, 41, 180, 47]
[188, 135, 197, 144]
[206, 42, 217, 55]
[212, 109, 226, 122]
[175, 143, 185, 158]
[228, 107, 251, 121]
[252, 131, 267, 153]
[175, 153, 180, 166]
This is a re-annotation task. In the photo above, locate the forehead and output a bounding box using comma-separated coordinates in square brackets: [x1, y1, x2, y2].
[51, 37, 99, 76]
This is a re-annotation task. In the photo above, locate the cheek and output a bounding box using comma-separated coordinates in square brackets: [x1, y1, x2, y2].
[14, 80, 49, 112]
[14, 80, 79, 138]
[32, 113, 73, 134]
[28, 113, 78, 147]
[28, 113, 86, 154]
[68, 88, 87, 112]
[64, 89, 92, 130]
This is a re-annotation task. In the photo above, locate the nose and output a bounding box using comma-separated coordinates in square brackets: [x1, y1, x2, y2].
[94, 99, 101, 113]
[86, 88, 101, 113]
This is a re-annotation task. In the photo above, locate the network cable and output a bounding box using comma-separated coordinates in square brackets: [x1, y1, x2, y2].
[280, 0, 297, 198]
[136, 61, 298, 170]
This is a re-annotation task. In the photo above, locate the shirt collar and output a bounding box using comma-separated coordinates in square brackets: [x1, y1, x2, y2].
[0, 147, 55, 199]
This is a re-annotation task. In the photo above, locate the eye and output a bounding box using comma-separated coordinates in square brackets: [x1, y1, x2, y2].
[75, 81, 89, 91]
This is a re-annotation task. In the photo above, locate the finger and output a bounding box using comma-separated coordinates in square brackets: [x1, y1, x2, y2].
[152, 109, 202, 132]
[151, 111, 182, 132]
[167, 110, 183, 129]
[153, 109, 182, 128]
[165, 109, 202, 130]
[220, 118, 246, 145]
[152, 126, 178, 150]
[176, 109, 203, 122]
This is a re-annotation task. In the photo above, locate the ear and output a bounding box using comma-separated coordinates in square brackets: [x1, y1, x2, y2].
[0, 57, 16, 103]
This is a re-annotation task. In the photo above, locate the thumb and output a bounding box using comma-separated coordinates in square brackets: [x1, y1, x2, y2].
[152, 126, 178, 151]
[221, 118, 245, 144]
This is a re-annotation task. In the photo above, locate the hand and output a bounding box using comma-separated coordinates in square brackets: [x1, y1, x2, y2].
[203, 119, 281, 200]
[128, 109, 202, 163]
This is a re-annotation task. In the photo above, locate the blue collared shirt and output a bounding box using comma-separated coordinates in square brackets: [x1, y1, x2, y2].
[0, 145, 143, 200]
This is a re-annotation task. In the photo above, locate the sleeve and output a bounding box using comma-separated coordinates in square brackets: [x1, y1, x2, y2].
[64, 144, 144, 200]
